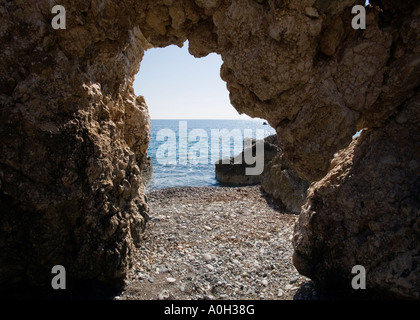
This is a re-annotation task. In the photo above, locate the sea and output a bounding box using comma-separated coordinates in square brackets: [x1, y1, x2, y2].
[146, 119, 276, 190]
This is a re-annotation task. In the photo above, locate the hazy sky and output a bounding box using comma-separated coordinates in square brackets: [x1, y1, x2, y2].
[133, 42, 253, 120]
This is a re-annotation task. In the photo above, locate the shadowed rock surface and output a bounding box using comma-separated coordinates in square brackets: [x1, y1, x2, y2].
[214, 133, 310, 213]
[293, 94, 420, 299]
[261, 153, 310, 214]
[0, 0, 152, 289]
[0, 0, 419, 298]
[142, 156, 154, 187]
[215, 135, 279, 185]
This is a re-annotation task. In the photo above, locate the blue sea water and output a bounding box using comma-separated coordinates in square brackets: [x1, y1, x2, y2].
[147, 119, 276, 190]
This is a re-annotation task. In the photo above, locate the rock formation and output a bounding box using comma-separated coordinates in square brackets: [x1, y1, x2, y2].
[0, 0, 152, 289]
[1, 0, 419, 298]
[261, 153, 310, 214]
[293, 94, 420, 299]
[142, 156, 154, 187]
[215, 135, 279, 185]
[214, 133, 310, 213]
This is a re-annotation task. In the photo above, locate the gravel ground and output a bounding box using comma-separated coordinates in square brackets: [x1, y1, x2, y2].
[115, 185, 318, 300]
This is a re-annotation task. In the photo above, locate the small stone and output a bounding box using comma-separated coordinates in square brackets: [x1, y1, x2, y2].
[158, 290, 170, 300]
[234, 250, 242, 257]
[277, 289, 284, 297]
[166, 277, 177, 283]
[262, 279, 268, 286]
[148, 276, 154, 283]
[206, 264, 215, 271]
[246, 288, 255, 295]
[204, 225, 212, 231]
[305, 7, 319, 18]
[202, 253, 212, 261]
[290, 276, 299, 284]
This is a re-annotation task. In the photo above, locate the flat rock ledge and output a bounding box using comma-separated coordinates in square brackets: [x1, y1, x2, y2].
[115, 186, 315, 300]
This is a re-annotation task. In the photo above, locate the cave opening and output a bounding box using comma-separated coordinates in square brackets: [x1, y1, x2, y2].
[133, 41, 275, 190]
[1, 0, 418, 301]
[122, 41, 298, 301]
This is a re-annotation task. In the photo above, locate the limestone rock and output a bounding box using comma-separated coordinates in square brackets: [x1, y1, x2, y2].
[261, 154, 310, 214]
[1, 0, 419, 299]
[215, 135, 279, 186]
[142, 156, 154, 187]
[293, 94, 420, 299]
[0, 0, 151, 289]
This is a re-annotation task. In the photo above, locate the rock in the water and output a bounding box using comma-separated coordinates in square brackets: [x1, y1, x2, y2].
[215, 135, 279, 185]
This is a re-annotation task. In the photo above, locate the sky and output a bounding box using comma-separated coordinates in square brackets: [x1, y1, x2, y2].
[133, 42, 253, 120]
[133, 2, 371, 120]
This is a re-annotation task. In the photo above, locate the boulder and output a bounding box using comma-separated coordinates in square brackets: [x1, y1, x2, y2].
[215, 135, 279, 185]
[261, 154, 310, 214]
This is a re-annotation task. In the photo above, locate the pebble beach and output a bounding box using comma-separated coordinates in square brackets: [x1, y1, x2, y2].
[115, 185, 317, 300]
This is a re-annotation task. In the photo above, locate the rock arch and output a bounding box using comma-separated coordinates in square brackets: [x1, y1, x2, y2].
[0, 0, 419, 297]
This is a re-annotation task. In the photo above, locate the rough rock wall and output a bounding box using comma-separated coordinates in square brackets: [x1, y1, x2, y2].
[0, 0, 151, 288]
[293, 94, 420, 298]
[261, 153, 310, 214]
[291, 1, 420, 298]
[1, 0, 419, 297]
